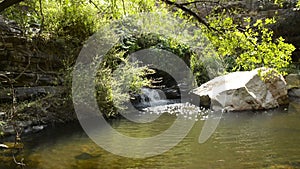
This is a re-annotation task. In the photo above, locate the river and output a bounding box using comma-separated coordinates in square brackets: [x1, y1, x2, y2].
[1, 102, 300, 169]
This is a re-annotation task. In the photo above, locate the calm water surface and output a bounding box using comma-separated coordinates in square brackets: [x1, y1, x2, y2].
[1, 102, 300, 169]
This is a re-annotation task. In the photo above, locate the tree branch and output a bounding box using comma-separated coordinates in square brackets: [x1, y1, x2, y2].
[178, 0, 219, 6]
[38, 0, 44, 34]
[160, 0, 216, 31]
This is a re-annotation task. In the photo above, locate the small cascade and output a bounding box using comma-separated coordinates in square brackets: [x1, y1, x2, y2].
[139, 88, 170, 107]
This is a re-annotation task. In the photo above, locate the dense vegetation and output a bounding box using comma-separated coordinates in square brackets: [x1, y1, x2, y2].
[0, 0, 299, 118]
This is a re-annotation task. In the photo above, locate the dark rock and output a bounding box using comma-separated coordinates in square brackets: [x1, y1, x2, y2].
[189, 93, 210, 108]
[75, 153, 101, 160]
[285, 74, 300, 89]
[289, 88, 300, 98]
[0, 86, 65, 103]
[1, 125, 15, 135]
[32, 125, 47, 132]
[0, 71, 62, 87]
[162, 88, 180, 99]
[17, 121, 32, 128]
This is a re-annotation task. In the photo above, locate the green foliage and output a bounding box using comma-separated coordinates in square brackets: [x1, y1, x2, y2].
[2, 0, 158, 41]
[2, 0, 297, 118]
[96, 44, 153, 116]
[88, 32, 209, 116]
[258, 68, 281, 83]
[42, 0, 99, 41]
[1, 1, 40, 35]
[297, 0, 300, 7]
[95, 58, 152, 116]
[72, 52, 152, 117]
[1, 0, 161, 117]
[120, 33, 209, 85]
[204, 11, 295, 75]
[190, 53, 209, 85]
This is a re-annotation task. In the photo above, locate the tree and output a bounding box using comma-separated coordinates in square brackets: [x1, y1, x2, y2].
[161, 0, 295, 74]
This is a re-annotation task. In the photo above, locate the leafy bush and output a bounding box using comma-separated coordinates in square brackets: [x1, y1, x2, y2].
[204, 11, 295, 75]
[297, 0, 300, 7]
[1, 0, 158, 40]
[95, 47, 152, 117]
[42, 0, 99, 41]
[120, 33, 209, 85]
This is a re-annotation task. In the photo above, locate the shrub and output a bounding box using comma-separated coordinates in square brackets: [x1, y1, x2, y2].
[204, 11, 295, 75]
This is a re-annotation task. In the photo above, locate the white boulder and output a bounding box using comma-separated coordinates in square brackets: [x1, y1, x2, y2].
[190, 68, 288, 111]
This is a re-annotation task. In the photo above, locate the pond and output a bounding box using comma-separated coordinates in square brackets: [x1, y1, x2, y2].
[1, 102, 300, 169]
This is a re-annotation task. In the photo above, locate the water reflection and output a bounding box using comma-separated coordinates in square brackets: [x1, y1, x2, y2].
[0, 102, 300, 169]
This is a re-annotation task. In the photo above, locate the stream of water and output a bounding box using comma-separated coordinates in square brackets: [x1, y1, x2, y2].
[1, 90, 300, 168]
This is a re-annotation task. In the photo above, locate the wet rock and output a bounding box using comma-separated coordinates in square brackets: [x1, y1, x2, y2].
[289, 88, 300, 98]
[190, 94, 211, 108]
[285, 74, 300, 89]
[190, 68, 288, 111]
[0, 143, 8, 149]
[0, 112, 5, 118]
[17, 121, 32, 128]
[32, 125, 47, 132]
[162, 88, 180, 99]
[1, 125, 15, 135]
[23, 125, 46, 134]
[2, 142, 24, 149]
[0, 86, 65, 103]
[285, 74, 300, 99]
[75, 153, 101, 160]
[1, 121, 35, 135]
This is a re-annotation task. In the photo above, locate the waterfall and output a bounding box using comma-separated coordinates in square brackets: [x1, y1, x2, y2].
[139, 88, 169, 107]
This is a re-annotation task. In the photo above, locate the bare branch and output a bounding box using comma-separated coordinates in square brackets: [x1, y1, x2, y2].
[38, 0, 44, 34]
[178, 0, 219, 6]
[122, 0, 126, 15]
[89, 0, 101, 11]
[160, 0, 217, 31]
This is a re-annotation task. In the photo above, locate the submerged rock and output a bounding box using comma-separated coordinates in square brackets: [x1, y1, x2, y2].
[190, 68, 288, 111]
[75, 152, 101, 160]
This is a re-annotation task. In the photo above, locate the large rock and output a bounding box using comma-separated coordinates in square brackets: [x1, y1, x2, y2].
[289, 88, 300, 98]
[285, 74, 300, 90]
[190, 68, 288, 111]
[285, 74, 300, 98]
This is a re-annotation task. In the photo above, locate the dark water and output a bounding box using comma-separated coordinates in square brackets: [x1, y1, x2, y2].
[1, 102, 300, 169]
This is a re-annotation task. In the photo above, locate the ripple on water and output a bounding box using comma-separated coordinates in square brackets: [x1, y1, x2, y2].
[1, 103, 300, 168]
